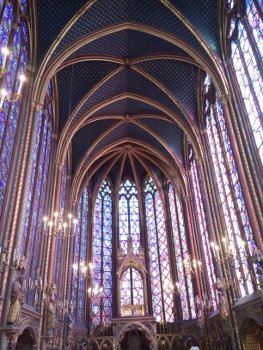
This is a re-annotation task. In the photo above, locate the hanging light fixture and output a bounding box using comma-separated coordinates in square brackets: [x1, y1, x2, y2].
[0, 46, 27, 111]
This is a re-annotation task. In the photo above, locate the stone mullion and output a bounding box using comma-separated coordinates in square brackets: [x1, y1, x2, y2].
[152, 192, 166, 323]
[141, 190, 152, 317]
[188, 170, 214, 307]
[163, 184, 182, 321]
[0, 96, 42, 324]
[208, 106, 248, 295]
[241, 16, 263, 78]
[220, 96, 263, 248]
[62, 174, 73, 304]
[203, 116, 244, 288]
[112, 186, 118, 318]
[27, 119, 49, 305]
[224, 58, 263, 205]
[86, 190, 94, 325]
[174, 192, 192, 320]
[46, 162, 63, 286]
[23, 113, 45, 261]
[181, 194, 202, 310]
[75, 197, 83, 323]
[213, 105, 257, 291]
[201, 132, 239, 304]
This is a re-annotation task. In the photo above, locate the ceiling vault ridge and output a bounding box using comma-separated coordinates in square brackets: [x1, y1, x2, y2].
[34, 22, 227, 103]
[56, 92, 202, 165]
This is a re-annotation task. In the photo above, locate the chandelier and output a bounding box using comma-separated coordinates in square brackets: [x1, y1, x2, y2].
[43, 209, 78, 238]
[0, 47, 26, 110]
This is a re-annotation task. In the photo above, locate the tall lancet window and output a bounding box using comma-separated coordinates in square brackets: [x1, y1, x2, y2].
[118, 179, 141, 254]
[73, 186, 89, 324]
[22, 85, 52, 305]
[144, 177, 174, 322]
[120, 268, 144, 316]
[228, 0, 263, 164]
[0, 1, 28, 217]
[204, 75, 255, 297]
[189, 155, 217, 308]
[92, 179, 113, 325]
[168, 184, 196, 320]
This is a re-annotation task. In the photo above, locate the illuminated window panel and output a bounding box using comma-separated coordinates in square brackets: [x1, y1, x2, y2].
[168, 185, 196, 320]
[229, 0, 263, 163]
[120, 268, 144, 316]
[22, 91, 52, 305]
[73, 186, 89, 324]
[0, 4, 28, 217]
[190, 160, 217, 308]
[119, 179, 141, 254]
[144, 178, 174, 322]
[204, 77, 255, 296]
[92, 180, 113, 325]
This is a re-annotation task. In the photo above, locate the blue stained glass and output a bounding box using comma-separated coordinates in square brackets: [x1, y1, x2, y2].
[0, 12, 28, 218]
[144, 177, 174, 322]
[229, 0, 263, 163]
[92, 179, 112, 325]
[204, 75, 255, 297]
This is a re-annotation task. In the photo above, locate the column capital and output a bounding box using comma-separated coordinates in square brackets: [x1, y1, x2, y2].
[194, 155, 204, 164]
[218, 94, 231, 105]
[55, 162, 64, 171]
[31, 100, 43, 111]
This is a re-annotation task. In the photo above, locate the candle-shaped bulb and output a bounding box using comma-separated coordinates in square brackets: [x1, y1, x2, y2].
[73, 218, 78, 232]
[53, 212, 58, 227]
[17, 74, 26, 95]
[88, 287, 92, 296]
[48, 221, 53, 235]
[72, 263, 78, 271]
[81, 266, 87, 274]
[0, 88, 7, 109]
[43, 216, 48, 230]
[1, 47, 9, 71]
[68, 213, 72, 228]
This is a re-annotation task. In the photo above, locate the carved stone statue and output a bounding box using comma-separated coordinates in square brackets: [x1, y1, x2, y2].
[219, 294, 228, 320]
[7, 275, 25, 324]
[46, 283, 57, 335]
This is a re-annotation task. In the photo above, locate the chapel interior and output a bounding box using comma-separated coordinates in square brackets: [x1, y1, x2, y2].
[0, 0, 262, 349]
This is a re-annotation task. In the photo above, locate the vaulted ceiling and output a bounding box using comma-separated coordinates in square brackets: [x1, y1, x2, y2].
[34, 0, 223, 197]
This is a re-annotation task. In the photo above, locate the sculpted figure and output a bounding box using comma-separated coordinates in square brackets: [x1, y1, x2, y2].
[7, 275, 25, 324]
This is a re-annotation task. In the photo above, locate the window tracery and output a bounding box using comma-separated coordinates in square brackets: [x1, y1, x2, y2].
[204, 76, 256, 297]
[189, 157, 217, 308]
[119, 179, 141, 254]
[0, 2, 28, 217]
[144, 177, 174, 322]
[92, 179, 113, 325]
[22, 90, 52, 305]
[227, 0, 263, 164]
[73, 185, 89, 324]
[168, 184, 196, 320]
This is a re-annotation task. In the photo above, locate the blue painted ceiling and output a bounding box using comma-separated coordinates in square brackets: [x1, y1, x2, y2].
[36, 0, 220, 180]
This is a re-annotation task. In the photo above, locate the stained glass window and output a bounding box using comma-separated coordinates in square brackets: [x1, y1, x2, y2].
[0, 3, 28, 218]
[144, 177, 174, 322]
[190, 158, 217, 308]
[73, 186, 89, 324]
[228, 0, 263, 164]
[118, 179, 141, 254]
[204, 76, 255, 297]
[22, 90, 52, 305]
[168, 184, 196, 320]
[53, 162, 69, 309]
[92, 179, 112, 325]
[120, 268, 144, 316]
